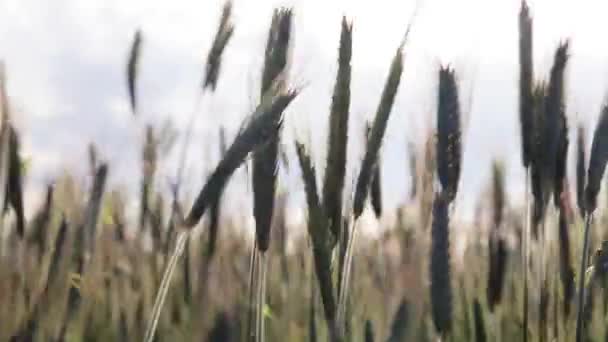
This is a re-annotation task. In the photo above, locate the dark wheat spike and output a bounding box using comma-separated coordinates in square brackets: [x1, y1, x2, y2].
[261, 8, 293, 96]
[127, 29, 142, 115]
[46, 216, 68, 291]
[585, 102, 608, 214]
[183, 237, 191, 303]
[436, 66, 462, 203]
[491, 160, 505, 228]
[206, 128, 228, 259]
[204, 1, 235, 91]
[386, 299, 409, 342]
[253, 8, 293, 252]
[370, 158, 382, 218]
[487, 161, 507, 311]
[430, 193, 452, 335]
[353, 45, 404, 219]
[557, 205, 574, 317]
[4, 124, 24, 238]
[530, 82, 548, 234]
[364, 319, 374, 342]
[84, 163, 108, 256]
[519, 0, 534, 168]
[185, 90, 298, 228]
[323, 16, 352, 241]
[542, 41, 569, 204]
[365, 123, 383, 219]
[309, 285, 317, 342]
[576, 125, 586, 217]
[207, 312, 232, 342]
[487, 236, 508, 311]
[554, 116, 569, 206]
[29, 184, 54, 261]
[473, 299, 487, 342]
[295, 141, 337, 329]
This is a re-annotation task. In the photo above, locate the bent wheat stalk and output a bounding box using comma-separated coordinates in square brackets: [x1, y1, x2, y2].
[143, 89, 298, 342]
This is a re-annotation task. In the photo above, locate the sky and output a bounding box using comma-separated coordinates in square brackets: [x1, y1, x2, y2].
[2, 0, 608, 230]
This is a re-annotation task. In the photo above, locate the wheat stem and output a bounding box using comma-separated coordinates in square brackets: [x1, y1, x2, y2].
[575, 214, 593, 341]
[144, 230, 189, 342]
[336, 217, 358, 334]
[523, 169, 529, 342]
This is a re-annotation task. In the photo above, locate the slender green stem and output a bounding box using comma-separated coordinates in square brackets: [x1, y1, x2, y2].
[575, 214, 593, 342]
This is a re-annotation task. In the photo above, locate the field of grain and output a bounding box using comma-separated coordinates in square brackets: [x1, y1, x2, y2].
[3, 1, 608, 341]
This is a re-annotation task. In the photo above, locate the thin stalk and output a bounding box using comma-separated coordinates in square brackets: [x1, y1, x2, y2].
[256, 252, 268, 342]
[575, 214, 593, 341]
[336, 217, 358, 332]
[144, 230, 189, 342]
[538, 216, 547, 342]
[247, 242, 259, 342]
[523, 169, 529, 342]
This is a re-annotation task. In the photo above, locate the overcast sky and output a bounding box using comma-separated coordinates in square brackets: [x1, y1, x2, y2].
[2, 0, 608, 226]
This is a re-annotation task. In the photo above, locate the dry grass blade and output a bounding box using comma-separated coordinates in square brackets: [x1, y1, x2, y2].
[420, 134, 436, 230]
[353, 45, 403, 219]
[58, 164, 108, 341]
[4, 124, 24, 238]
[11, 215, 68, 341]
[253, 8, 293, 253]
[140, 125, 157, 234]
[430, 193, 452, 336]
[323, 16, 352, 240]
[408, 141, 418, 199]
[0, 62, 8, 121]
[519, 0, 534, 168]
[576, 125, 586, 217]
[184, 89, 297, 228]
[127, 29, 142, 115]
[204, 1, 235, 91]
[436, 66, 461, 203]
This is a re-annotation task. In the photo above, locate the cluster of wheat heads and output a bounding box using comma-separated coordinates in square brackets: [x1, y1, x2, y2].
[7, 0, 608, 341]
